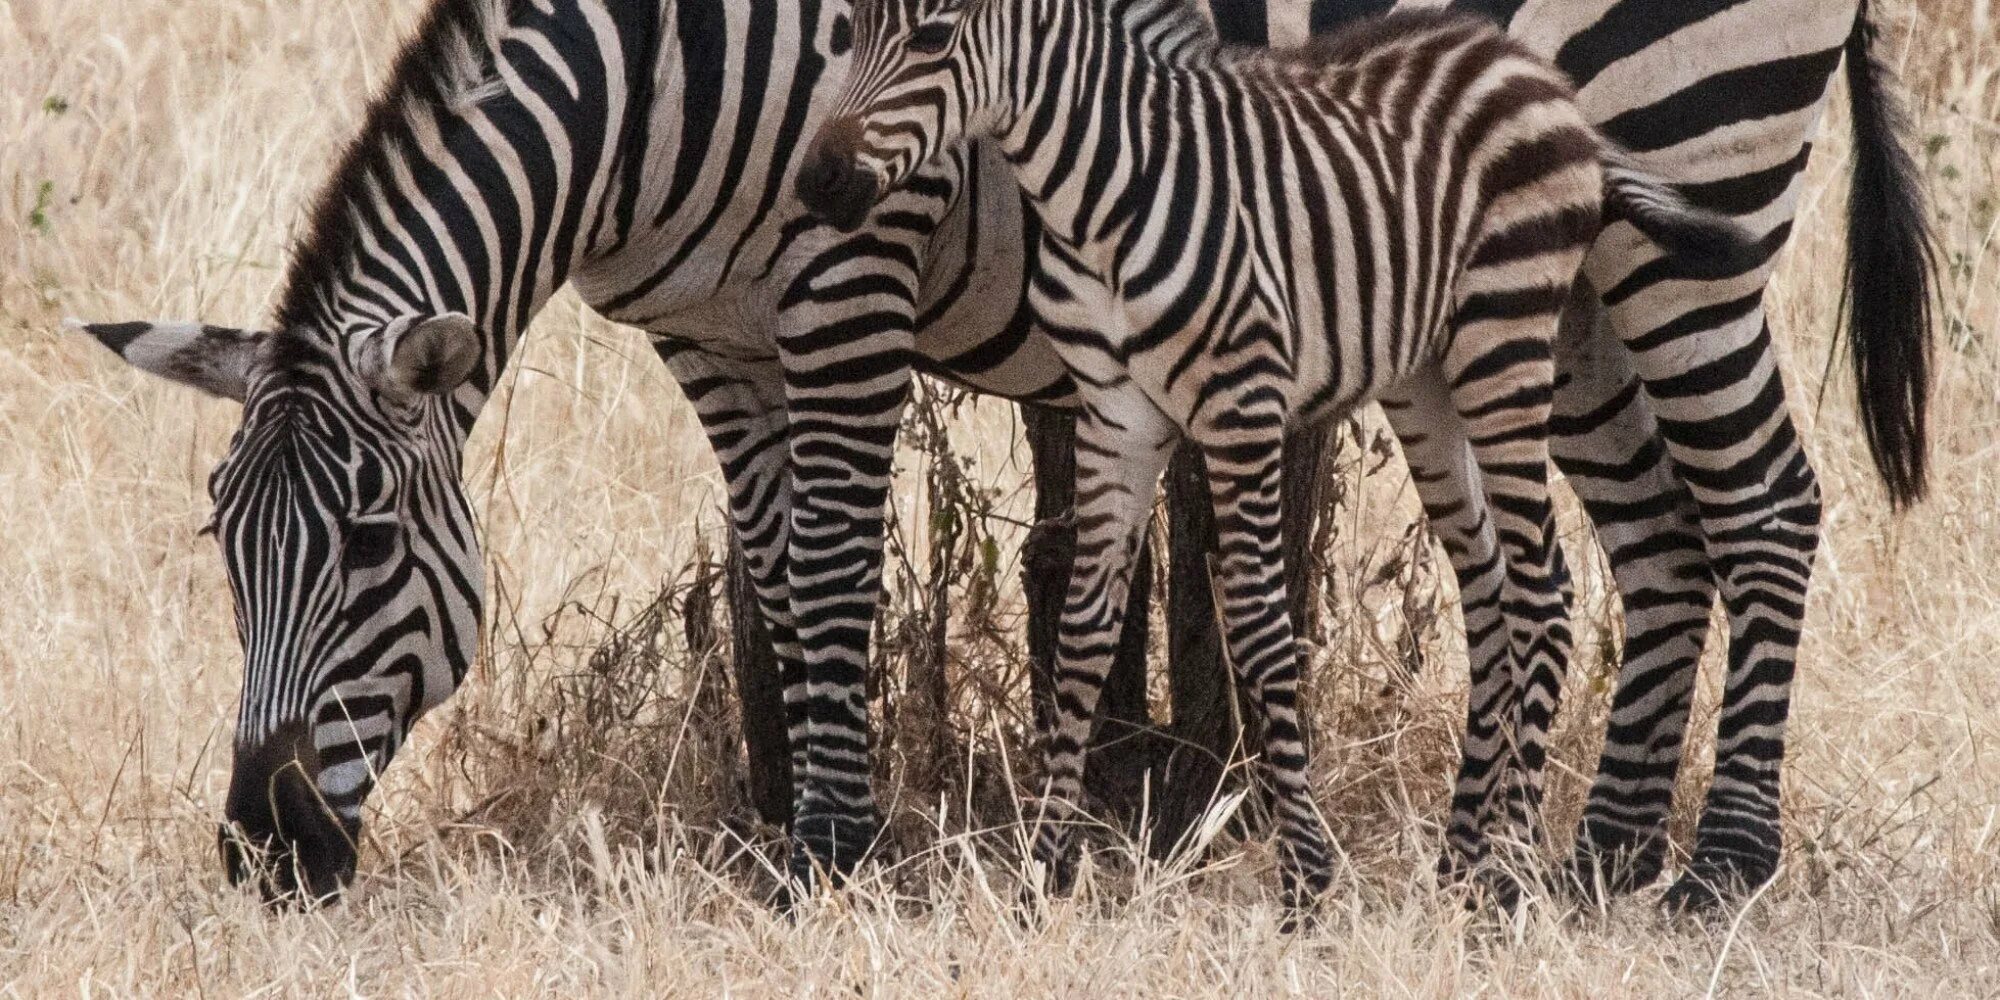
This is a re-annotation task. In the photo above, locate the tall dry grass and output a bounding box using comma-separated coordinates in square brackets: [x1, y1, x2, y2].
[2, 0, 1998, 994]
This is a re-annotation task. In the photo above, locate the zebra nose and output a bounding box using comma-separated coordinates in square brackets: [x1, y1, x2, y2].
[796, 149, 880, 232]
[220, 722, 357, 906]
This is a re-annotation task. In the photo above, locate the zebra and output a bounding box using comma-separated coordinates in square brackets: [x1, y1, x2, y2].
[66, 0, 1929, 910]
[798, 0, 1764, 907]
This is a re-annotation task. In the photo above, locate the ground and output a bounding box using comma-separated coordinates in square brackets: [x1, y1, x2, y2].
[2, 0, 1998, 995]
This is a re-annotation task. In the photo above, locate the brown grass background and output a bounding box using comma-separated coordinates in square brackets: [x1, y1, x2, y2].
[2, 0, 1998, 994]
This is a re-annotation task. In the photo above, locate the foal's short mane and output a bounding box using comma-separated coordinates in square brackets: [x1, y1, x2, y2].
[1105, 0, 1216, 38]
[274, 0, 507, 335]
[1100, 0, 1225, 61]
[1107, 1, 1504, 75]
[1285, 8, 1504, 66]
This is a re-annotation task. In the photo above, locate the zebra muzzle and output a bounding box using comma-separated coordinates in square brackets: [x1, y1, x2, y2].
[795, 148, 882, 233]
[219, 722, 358, 906]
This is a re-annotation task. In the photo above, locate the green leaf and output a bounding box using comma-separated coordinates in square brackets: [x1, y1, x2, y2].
[27, 180, 54, 235]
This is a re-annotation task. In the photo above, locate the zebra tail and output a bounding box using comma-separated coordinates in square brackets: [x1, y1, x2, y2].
[1840, 0, 1938, 509]
[1598, 147, 1763, 278]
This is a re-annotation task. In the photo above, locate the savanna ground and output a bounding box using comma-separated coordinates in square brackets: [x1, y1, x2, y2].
[3, 0, 1999, 994]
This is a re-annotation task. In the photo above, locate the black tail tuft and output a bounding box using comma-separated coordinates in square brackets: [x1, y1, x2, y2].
[1842, 0, 1938, 509]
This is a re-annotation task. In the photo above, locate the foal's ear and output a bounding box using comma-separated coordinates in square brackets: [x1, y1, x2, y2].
[356, 313, 483, 400]
[66, 319, 268, 403]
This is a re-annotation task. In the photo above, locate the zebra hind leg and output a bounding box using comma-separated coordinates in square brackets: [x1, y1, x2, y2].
[1028, 391, 1179, 901]
[1601, 285, 1821, 913]
[1438, 286, 1578, 908]
[1379, 378, 1515, 888]
[1484, 467, 1574, 909]
[1669, 390, 1820, 915]
[1546, 294, 1716, 902]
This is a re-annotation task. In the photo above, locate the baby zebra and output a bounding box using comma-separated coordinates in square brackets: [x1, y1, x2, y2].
[798, 0, 1753, 910]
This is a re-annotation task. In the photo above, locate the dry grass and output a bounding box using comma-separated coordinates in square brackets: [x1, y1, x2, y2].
[3, 0, 1999, 995]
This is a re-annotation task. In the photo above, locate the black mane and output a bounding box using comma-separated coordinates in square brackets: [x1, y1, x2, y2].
[273, 0, 502, 334]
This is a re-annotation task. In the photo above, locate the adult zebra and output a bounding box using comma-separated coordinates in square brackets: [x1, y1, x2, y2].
[69, 0, 1929, 909]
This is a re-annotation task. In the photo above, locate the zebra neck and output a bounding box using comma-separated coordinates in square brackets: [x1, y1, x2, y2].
[274, 0, 657, 424]
[994, 0, 1218, 251]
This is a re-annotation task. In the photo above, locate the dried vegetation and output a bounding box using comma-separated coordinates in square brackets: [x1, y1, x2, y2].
[1, 0, 1998, 994]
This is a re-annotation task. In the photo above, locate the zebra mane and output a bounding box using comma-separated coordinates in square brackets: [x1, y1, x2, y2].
[1098, 0, 1225, 63]
[1283, 9, 1502, 68]
[275, 0, 510, 335]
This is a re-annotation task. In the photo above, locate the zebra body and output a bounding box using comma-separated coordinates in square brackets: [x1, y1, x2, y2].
[70, 0, 1927, 910]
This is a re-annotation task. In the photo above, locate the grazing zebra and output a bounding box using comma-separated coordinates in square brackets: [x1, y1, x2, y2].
[68, 0, 1928, 910]
[798, 0, 1758, 907]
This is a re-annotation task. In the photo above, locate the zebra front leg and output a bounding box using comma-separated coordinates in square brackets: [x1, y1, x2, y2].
[656, 343, 812, 851]
[1379, 377, 1513, 886]
[1199, 422, 1335, 920]
[1030, 389, 1178, 897]
[772, 239, 927, 891]
[1547, 293, 1716, 901]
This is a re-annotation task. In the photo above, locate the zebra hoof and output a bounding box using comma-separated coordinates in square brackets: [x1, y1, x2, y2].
[1439, 848, 1539, 913]
[1434, 847, 1476, 889]
[1562, 831, 1667, 904]
[1025, 818, 1079, 899]
[1011, 847, 1076, 929]
[1277, 842, 1332, 932]
[1465, 868, 1529, 913]
[1025, 847, 1077, 900]
[785, 811, 879, 897]
[1277, 879, 1327, 934]
[1661, 853, 1777, 917]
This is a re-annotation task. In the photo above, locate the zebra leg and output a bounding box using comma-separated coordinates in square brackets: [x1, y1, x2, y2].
[1439, 300, 1575, 905]
[1379, 377, 1514, 885]
[1030, 388, 1178, 895]
[1500, 512, 1575, 868]
[654, 343, 812, 825]
[1548, 293, 1717, 900]
[770, 236, 926, 890]
[1597, 276, 1822, 912]
[1199, 426, 1335, 917]
[655, 350, 805, 789]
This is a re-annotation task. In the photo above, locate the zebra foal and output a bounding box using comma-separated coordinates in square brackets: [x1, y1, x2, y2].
[799, 1, 1755, 907]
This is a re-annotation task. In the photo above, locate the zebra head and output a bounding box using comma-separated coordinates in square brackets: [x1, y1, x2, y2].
[799, 0, 1004, 229]
[71, 314, 485, 904]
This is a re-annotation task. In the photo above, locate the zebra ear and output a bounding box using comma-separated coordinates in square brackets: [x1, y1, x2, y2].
[360, 313, 483, 399]
[65, 319, 266, 403]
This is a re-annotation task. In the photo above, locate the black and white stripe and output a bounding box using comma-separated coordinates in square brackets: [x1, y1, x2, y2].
[801, 0, 1766, 908]
[969, 0, 1933, 912]
[70, 0, 1931, 913]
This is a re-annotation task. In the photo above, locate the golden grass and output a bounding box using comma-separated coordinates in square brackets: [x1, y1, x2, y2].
[2, 0, 1998, 994]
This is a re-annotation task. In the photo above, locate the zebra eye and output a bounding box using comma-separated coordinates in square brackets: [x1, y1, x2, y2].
[908, 21, 955, 53]
[343, 520, 399, 569]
